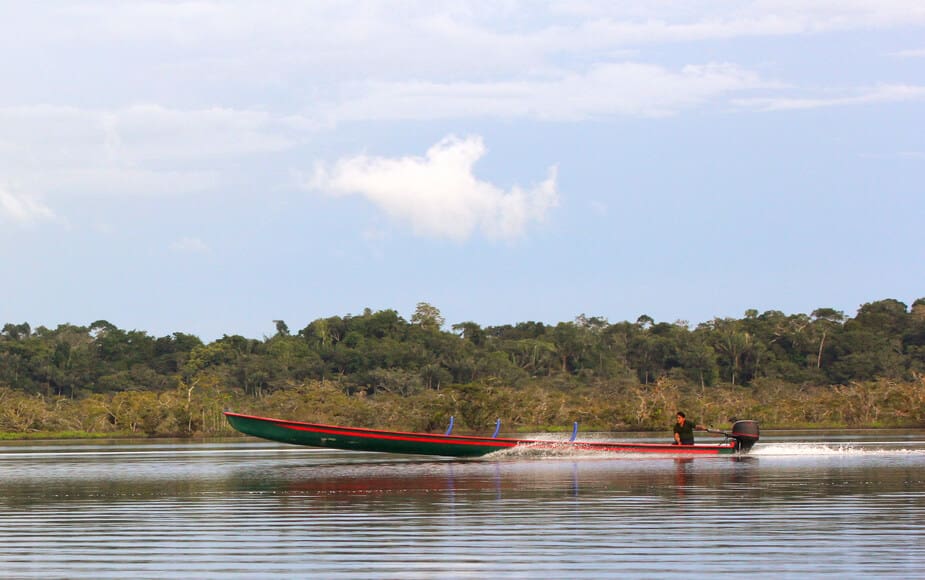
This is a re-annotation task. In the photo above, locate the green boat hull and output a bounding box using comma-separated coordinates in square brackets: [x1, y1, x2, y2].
[225, 411, 505, 457]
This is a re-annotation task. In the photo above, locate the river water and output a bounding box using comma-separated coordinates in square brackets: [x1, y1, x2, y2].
[2, 430, 924, 578]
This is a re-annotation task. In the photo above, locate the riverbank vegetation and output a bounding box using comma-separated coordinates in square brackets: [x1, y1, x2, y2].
[1, 298, 923, 438]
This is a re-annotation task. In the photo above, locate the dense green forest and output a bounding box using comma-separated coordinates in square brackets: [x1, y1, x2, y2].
[1, 298, 924, 437]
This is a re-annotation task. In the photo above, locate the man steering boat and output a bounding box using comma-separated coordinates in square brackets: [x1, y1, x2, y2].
[673, 412, 706, 445]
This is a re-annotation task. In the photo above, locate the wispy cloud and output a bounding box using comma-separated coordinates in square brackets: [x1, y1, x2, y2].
[0, 105, 292, 161]
[734, 84, 925, 111]
[589, 201, 609, 217]
[169, 236, 211, 254]
[18, 3, 925, 78]
[0, 186, 56, 225]
[0, 105, 296, 197]
[6, 4, 922, 116]
[582, 3, 925, 40]
[891, 48, 925, 58]
[308, 136, 559, 241]
[1, 2, 923, 209]
[324, 62, 773, 122]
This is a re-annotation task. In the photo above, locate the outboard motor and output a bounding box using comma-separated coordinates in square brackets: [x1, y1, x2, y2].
[730, 420, 760, 453]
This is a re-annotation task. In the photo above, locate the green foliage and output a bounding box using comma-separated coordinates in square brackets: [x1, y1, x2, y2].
[2, 298, 925, 436]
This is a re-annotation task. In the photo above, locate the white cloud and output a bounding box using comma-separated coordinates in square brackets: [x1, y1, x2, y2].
[735, 84, 925, 111]
[169, 236, 211, 254]
[0, 186, 56, 225]
[309, 136, 559, 241]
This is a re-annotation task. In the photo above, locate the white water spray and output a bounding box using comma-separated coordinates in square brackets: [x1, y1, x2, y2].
[751, 442, 925, 456]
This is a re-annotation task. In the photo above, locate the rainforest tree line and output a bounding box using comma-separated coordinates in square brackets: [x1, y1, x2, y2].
[1, 297, 924, 435]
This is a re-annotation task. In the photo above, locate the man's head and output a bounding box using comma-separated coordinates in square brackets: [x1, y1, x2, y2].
[676, 412, 686, 423]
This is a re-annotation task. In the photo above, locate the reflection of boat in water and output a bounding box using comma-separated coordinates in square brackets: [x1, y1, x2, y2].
[232, 456, 761, 502]
[224, 412, 759, 457]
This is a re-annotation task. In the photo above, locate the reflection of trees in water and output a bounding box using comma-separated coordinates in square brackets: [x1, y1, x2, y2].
[3, 447, 923, 514]
[0, 455, 767, 509]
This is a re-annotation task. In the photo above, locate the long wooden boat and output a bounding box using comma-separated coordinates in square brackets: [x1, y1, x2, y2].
[224, 412, 760, 457]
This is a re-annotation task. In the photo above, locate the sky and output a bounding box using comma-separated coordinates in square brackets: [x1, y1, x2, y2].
[1, 1, 923, 341]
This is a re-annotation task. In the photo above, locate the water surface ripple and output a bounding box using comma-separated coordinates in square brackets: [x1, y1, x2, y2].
[2, 433, 924, 578]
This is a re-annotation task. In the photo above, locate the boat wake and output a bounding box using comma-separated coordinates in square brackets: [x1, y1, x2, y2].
[484, 441, 925, 459]
[752, 443, 925, 456]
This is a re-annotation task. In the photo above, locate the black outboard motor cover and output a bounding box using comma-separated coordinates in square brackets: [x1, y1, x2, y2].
[731, 420, 760, 452]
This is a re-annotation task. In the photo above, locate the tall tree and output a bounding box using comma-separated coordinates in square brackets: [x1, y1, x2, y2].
[811, 308, 845, 369]
[273, 320, 290, 337]
[411, 302, 445, 332]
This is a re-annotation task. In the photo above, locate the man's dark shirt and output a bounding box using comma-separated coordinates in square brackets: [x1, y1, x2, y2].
[674, 419, 696, 444]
